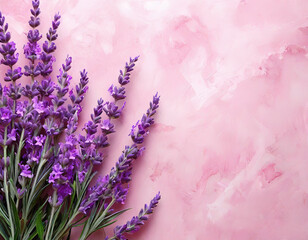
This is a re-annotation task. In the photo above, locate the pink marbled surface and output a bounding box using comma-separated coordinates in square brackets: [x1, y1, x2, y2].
[2, 0, 308, 239]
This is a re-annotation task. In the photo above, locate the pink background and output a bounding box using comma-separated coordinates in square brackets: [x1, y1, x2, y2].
[2, 0, 308, 239]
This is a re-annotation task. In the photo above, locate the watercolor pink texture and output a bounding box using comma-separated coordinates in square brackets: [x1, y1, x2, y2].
[1, 0, 308, 239]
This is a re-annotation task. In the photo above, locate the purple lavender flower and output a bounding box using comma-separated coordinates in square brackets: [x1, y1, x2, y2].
[32, 96, 45, 114]
[111, 192, 161, 240]
[79, 94, 159, 214]
[4, 67, 23, 82]
[0, 41, 22, 82]
[19, 164, 33, 178]
[113, 184, 128, 205]
[29, 0, 40, 28]
[0, 106, 11, 125]
[118, 56, 139, 86]
[78, 145, 141, 214]
[77, 57, 140, 183]
[108, 85, 126, 101]
[37, 78, 54, 97]
[38, 13, 60, 77]
[0, 42, 18, 66]
[56, 183, 72, 204]
[101, 119, 115, 134]
[34, 134, 46, 147]
[6, 128, 16, 145]
[22, 81, 40, 99]
[55, 56, 72, 99]
[0, 12, 11, 43]
[83, 98, 104, 135]
[23, 0, 42, 79]
[17, 188, 26, 198]
[79, 175, 110, 214]
[0, 2, 160, 238]
[0, 18, 22, 83]
[130, 93, 160, 144]
[103, 101, 125, 119]
[48, 113, 80, 205]
[6, 83, 22, 101]
[70, 69, 89, 105]
[76, 98, 106, 173]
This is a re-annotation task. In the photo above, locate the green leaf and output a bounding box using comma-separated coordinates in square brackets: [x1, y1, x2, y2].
[98, 220, 117, 229]
[53, 199, 71, 238]
[8, 179, 17, 200]
[92, 208, 131, 233]
[22, 199, 47, 240]
[0, 201, 10, 225]
[71, 216, 87, 227]
[104, 208, 131, 223]
[27, 231, 37, 240]
[28, 184, 49, 213]
[47, 205, 63, 239]
[9, 145, 15, 179]
[73, 171, 96, 214]
[68, 181, 76, 214]
[0, 222, 9, 240]
[9, 196, 20, 237]
[79, 202, 100, 239]
[66, 229, 71, 240]
[35, 210, 44, 240]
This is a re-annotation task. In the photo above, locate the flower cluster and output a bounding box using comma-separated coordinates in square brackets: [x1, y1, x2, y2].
[79, 93, 160, 213]
[0, 1, 160, 240]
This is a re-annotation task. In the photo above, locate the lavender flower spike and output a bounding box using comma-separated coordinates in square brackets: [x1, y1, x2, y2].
[24, 0, 42, 78]
[130, 93, 160, 144]
[38, 12, 61, 76]
[0, 13, 23, 82]
[79, 93, 160, 214]
[110, 192, 161, 240]
[69, 69, 89, 105]
[118, 56, 139, 86]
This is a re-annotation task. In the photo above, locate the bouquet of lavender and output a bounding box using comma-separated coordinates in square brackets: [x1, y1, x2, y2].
[0, 1, 160, 239]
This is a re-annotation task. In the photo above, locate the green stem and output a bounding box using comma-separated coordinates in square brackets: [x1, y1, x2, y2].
[3, 126, 15, 238]
[79, 199, 116, 240]
[22, 135, 49, 225]
[11, 74, 16, 127]
[23, 158, 47, 218]
[14, 128, 25, 185]
[16, 198, 19, 210]
[94, 198, 116, 229]
[93, 199, 106, 223]
[53, 211, 80, 239]
[45, 192, 57, 240]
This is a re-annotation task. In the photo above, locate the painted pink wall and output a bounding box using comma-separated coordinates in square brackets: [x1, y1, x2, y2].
[2, 0, 308, 239]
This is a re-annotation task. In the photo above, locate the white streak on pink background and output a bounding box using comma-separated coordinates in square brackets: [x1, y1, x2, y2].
[1, 0, 308, 239]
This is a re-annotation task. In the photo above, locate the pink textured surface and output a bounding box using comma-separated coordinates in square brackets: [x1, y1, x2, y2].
[2, 0, 308, 239]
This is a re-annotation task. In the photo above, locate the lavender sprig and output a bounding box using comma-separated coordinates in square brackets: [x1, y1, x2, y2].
[23, 0, 42, 80]
[0, 12, 22, 83]
[109, 192, 161, 240]
[78, 94, 160, 239]
[77, 57, 139, 172]
[69, 69, 89, 105]
[80, 94, 159, 213]
[104, 56, 139, 119]
[0, 11, 23, 239]
[38, 13, 60, 77]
